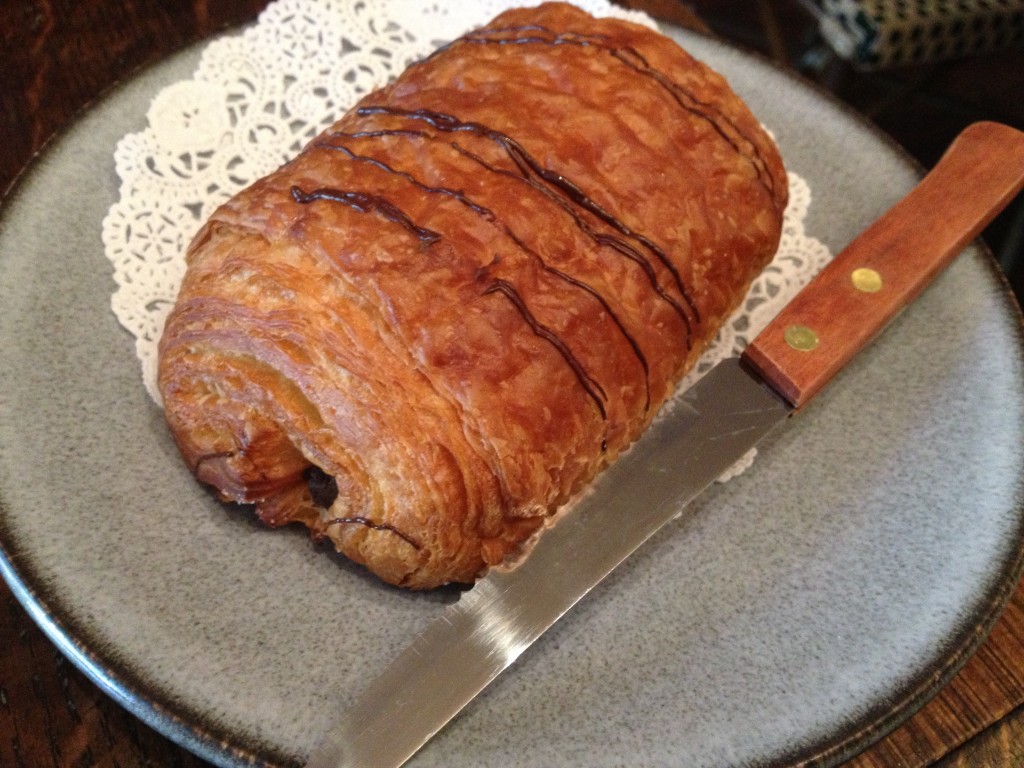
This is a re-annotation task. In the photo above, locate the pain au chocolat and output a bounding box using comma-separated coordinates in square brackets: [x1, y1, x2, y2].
[157, 2, 787, 588]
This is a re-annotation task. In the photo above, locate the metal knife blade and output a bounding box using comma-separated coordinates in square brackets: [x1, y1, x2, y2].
[307, 359, 789, 768]
[306, 121, 1024, 768]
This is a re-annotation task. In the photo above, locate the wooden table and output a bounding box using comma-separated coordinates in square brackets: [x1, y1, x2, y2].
[2, 1, 1024, 766]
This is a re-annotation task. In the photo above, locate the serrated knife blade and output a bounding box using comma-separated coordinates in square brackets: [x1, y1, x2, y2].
[306, 121, 1024, 768]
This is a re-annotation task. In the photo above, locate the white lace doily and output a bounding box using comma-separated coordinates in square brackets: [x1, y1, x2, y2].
[101, 0, 832, 481]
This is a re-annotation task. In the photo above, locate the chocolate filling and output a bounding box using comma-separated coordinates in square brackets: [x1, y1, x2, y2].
[306, 465, 340, 509]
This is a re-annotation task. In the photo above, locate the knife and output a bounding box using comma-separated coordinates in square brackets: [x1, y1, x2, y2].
[306, 121, 1024, 768]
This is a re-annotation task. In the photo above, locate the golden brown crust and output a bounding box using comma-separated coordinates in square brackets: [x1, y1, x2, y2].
[157, 2, 787, 588]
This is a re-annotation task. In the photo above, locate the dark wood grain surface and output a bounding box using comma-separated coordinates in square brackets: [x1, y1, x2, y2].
[3, 1, 1024, 766]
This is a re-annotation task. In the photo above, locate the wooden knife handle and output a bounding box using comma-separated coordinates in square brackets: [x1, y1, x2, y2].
[742, 121, 1024, 409]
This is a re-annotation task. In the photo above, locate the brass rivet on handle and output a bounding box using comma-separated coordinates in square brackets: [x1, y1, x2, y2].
[784, 325, 819, 352]
[851, 267, 883, 293]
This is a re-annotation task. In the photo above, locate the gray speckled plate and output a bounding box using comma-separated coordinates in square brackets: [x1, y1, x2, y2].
[2, 23, 1024, 768]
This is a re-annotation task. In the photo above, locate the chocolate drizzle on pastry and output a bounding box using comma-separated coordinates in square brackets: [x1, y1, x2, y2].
[443, 139, 696, 342]
[485, 278, 609, 420]
[312, 102, 706, 412]
[315, 134, 653, 411]
[318, 516, 422, 551]
[355, 105, 700, 332]
[306, 466, 421, 550]
[449, 23, 780, 202]
[290, 185, 442, 245]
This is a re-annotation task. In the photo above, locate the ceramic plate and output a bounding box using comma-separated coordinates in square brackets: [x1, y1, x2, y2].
[2, 23, 1024, 768]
